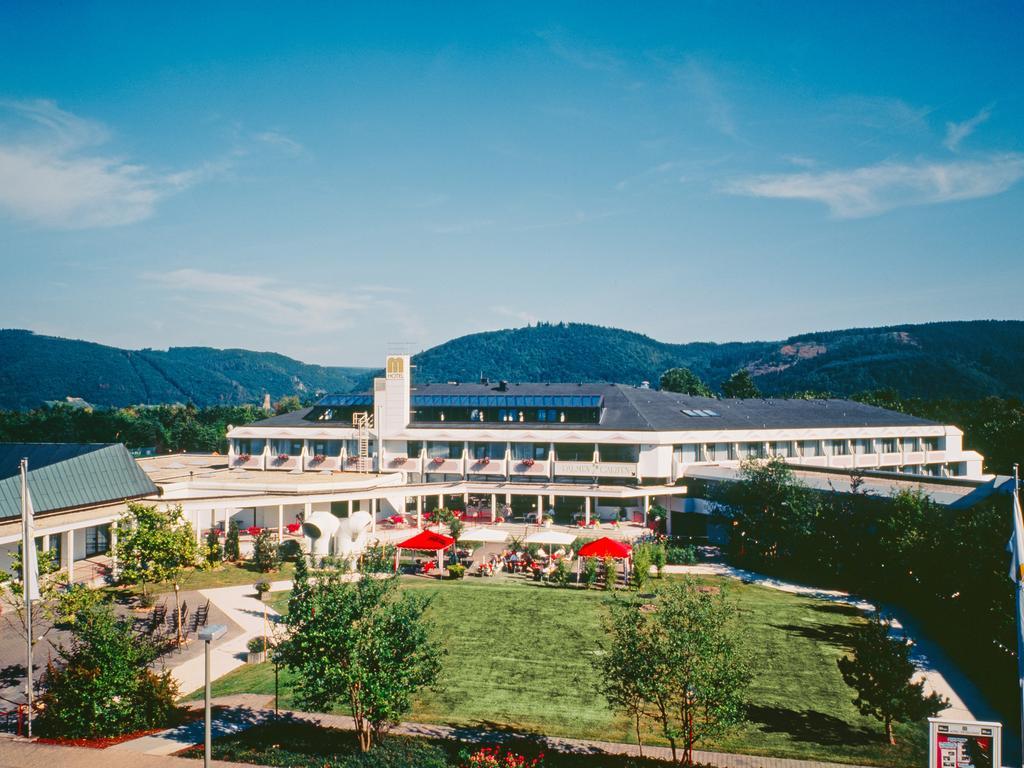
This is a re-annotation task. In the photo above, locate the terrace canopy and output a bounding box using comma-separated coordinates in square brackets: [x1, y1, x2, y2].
[394, 530, 456, 574]
[577, 536, 632, 559]
[524, 531, 577, 547]
[459, 527, 509, 544]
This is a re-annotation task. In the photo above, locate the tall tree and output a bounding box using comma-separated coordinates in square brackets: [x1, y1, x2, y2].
[597, 580, 750, 765]
[721, 369, 761, 399]
[114, 502, 198, 643]
[838, 614, 946, 745]
[659, 368, 713, 397]
[275, 573, 443, 752]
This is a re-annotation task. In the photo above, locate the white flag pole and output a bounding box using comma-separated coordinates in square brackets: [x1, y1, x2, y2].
[20, 458, 34, 738]
[1014, 462, 1023, 768]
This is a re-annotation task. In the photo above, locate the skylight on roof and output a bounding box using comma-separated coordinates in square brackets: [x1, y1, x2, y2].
[682, 408, 720, 417]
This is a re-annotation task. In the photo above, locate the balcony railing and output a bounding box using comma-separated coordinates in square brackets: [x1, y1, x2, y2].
[509, 459, 549, 477]
[554, 461, 637, 478]
[230, 452, 265, 470]
[467, 459, 506, 475]
[424, 458, 462, 474]
[267, 454, 301, 471]
[304, 455, 341, 471]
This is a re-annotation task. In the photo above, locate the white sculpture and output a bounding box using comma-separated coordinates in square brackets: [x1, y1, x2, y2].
[302, 509, 373, 563]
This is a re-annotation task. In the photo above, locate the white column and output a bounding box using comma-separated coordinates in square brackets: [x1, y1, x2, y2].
[437, 494, 444, 511]
[537, 495, 543, 524]
[109, 524, 117, 577]
[348, 499, 354, 517]
[665, 496, 672, 535]
[416, 496, 423, 529]
[463, 492, 469, 507]
[278, 504, 285, 542]
[584, 497, 591, 526]
[65, 528, 75, 583]
[371, 498, 377, 534]
[41, 534, 50, 552]
[643, 496, 650, 527]
[490, 493, 497, 523]
[195, 510, 203, 546]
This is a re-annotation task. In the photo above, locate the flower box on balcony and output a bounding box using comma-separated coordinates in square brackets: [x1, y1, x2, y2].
[275, 454, 289, 463]
[246, 526, 264, 537]
[311, 454, 326, 464]
[392, 456, 408, 465]
[346, 456, 360, 464]
[477, 457, 491, 466]
[431, 456, 445, 465]
[519, 458, 536, 468]
[235, 453, 251, 464]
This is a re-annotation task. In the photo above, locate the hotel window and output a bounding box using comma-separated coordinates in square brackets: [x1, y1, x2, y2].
[739, 442, 763, 459]
[706, 442, 732, 461]
[85, 525, 111, 557]
[407, 440, 423, 457]
[555, 443, 592, 461]
[902, 437, 919, 452]
[310, 440, 342, 457]
[536, 409, 558, 422]
[828, 440, 849, 456]
[471, 442, 505, 460]
[922, 436, 940, 451]
[853, 439, 871, 455]
[801, 440, 820, 457]
[881, 438, 898, 454]
[513, 443, 549, 461]
[470, 409, 486, 422]
[271, 440, 302, 456]
[598, 444, 639, 463]
[770, 441, 792, 458]
[674, 444, 700, 463]
[427, 442, 463, 460]
[235, 438, 264, 455]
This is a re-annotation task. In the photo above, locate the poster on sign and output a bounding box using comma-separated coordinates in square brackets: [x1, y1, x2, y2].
[928, 718, 1001, 768]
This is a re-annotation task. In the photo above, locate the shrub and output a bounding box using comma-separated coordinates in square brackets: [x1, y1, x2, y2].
[548, 558, 570, 587]
[54, 584, 104, 628]
[582, 557, 599, 589]
[460, 745, 543, 768]
[36, 604, 180, 738]
[360, 544, 397, 574]
[447, 564, 466, 580]
[224, 520, 241, 561]
[602, 557, 617, 591]
[278, 538, 301, 563]
[340, 738, 449, 768]
[667, 544, 698, 565]
[205, 529, 223, 566]
[254, 580, 271, 595]
[247, 635, 273, 654]
[253, 530, 280, 573]
[652, 542, 667, 578]
[631, 544, 653, 591]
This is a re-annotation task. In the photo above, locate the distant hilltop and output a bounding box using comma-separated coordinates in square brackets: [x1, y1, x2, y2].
[1, 319, 1023, 410]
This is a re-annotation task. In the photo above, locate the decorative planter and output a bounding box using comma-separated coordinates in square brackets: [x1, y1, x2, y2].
[247, 651, 267, 664]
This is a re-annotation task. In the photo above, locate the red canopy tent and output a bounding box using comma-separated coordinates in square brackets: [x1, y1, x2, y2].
[394, 530, 456, 575]
[577, 536, 632, 559]
[576, 536, 633, 586]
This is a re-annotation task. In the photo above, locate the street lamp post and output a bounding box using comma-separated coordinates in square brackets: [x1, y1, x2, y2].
[197, 624, 227, 768]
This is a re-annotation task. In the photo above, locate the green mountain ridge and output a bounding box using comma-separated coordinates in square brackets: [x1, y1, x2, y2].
[2, 319, 1023, 410]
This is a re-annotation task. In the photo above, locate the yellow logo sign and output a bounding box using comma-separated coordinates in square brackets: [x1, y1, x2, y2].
[386, 356, 405, 378]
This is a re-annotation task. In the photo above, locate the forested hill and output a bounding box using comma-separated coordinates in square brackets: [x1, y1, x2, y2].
[413, 320, 1024, 400]
[0, 330, 373, 410]
[3, 320, 1024, 409]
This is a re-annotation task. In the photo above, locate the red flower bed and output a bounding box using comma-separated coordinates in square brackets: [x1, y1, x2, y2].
[275, 453, 289, 463]
[235, 453, 251, 463]
[286, 522, 302, 534]
[461, 746, 544, 768]
[37, 725, 167, 749]
[246, 526, 264, 537]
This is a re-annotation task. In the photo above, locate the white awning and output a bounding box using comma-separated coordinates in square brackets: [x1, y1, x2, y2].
[458, 527, 509, 543]
[524, 530, 578, 546]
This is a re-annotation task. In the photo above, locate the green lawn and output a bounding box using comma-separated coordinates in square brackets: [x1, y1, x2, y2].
[198, 575, 927, 767]
[110, 561, 295, 597]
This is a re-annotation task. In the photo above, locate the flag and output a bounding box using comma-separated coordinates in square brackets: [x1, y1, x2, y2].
[21, 464, 40, 602]
[1009, 487, 1024, 583]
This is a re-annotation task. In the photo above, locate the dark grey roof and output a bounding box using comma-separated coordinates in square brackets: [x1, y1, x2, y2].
[244, 382, 938, 432]
[0, 443, 158, 521]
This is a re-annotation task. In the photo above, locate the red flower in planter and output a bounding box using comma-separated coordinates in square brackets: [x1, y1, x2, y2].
[347, 456, 360, 464]
[520, 458, 535, 467]
[246, 526, 263, 536]
[431, 456, 445, 465]
[276, 453, 289, 463]
[235, 453, 251, 464]
[478, 457, 491, 466]
[311, 454, 326, 464]
[392, 456, 408, 465]
[286, 522, 302, 534]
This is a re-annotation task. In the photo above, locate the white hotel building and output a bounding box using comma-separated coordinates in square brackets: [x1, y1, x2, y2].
[173, 354, 991, 548]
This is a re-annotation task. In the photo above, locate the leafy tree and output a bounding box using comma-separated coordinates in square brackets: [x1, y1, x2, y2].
[721, 369, 761, 399]
[602, 556, 617, 591]
[252, 529, 280, 573]
[114, 502, 198, 644]
[660, 368, 713, 397]
[582, 557, 599, 589]
[274, 395, 303, 415]
[631, 543, 653, 591]
[224, 519, 241, 561]
[837, 614, 947, 745]
[597, 580, 750, 765]
[36, 603, 179, 738]
[0, 544, 65, 645]
[287, 555, 314, 626]
[275, 573, 443, 752]
[720, 458, 818, 567]
[651, 542, 667, 578]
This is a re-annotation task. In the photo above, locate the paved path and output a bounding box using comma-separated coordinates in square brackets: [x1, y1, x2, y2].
[0, 737, 271, 767]
[660, 563, 998, 726]
[113, 695, 876, 768]
[166, 581, 289, 696]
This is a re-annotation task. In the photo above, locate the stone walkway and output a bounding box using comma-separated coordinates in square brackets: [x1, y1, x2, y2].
[0, 737, 271, 767]
[111, 696, 878, 768]
[166, 581, 289, 696]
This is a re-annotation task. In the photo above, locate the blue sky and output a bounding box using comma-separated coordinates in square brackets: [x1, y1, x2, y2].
[1, 2, 1021, 366]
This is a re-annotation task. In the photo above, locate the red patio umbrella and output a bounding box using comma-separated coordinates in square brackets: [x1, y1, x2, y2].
[577, 536, 632, 559]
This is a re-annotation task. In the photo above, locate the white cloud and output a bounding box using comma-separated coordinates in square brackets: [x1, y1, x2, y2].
[944, 106, 993, 151]
[254, 130, 304, 156]
[724, 154, 1024, 218]
[0, 99, 212, 228]
[674, 58, 737, 138]
[537, 29, 621, 72]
